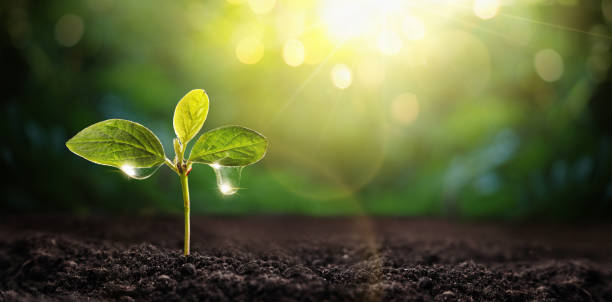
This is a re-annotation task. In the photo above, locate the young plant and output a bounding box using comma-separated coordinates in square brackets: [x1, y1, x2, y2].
[66, 89, 268, 255]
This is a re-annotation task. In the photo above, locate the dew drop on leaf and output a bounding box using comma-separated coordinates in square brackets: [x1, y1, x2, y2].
[119, 163, 163, 180]
[210, 164, 243, 195]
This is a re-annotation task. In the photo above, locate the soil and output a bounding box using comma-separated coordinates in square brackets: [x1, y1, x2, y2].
[0, 215, 611, 301]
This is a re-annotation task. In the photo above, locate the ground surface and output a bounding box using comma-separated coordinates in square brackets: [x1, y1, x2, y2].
[0, 215, 611, 301]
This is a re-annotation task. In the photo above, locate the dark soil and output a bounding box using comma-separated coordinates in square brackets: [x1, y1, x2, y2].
[1, 215, 611, 301]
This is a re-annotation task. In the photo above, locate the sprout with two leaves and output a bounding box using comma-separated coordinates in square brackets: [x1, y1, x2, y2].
[66, 89, 268, 255]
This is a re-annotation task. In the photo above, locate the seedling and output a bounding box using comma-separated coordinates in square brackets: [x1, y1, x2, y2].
[66, 89, 268, 255]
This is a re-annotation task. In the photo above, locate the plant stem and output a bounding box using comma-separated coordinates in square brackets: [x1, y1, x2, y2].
[179, 172, 190, 256]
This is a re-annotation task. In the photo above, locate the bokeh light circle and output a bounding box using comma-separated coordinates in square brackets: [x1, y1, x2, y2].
[473, 0, 500, 20]
[391, 93, 419, 126]
[534, 49, 564, 82]
[236, 36, 264, 65]
[55, 14, 85, 47]
[283, 39, 305, 67]
[331, 64, 352, 89]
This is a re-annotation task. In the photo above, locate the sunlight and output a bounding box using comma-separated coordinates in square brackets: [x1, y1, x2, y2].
[402, 15, 426, 41]
[320, 0, 374, 41]
[318, 0, 462, 43]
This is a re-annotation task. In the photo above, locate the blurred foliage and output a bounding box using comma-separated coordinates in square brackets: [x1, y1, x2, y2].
[1, 0, 612, 220]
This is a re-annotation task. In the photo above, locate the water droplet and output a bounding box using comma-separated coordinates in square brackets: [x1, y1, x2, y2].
[119, 163, 162, 180]
[219, 183, 237, 195]
[210, 164, 243, 195]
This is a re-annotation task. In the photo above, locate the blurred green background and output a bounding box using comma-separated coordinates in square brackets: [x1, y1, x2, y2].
[2, 0, 612, 220]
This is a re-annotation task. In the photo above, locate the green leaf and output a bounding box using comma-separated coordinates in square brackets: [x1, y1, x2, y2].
[173, 89, 209, 145]
[189, 125, 268, 166]
[66, 119, 165, 168]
